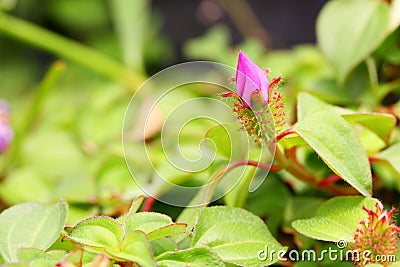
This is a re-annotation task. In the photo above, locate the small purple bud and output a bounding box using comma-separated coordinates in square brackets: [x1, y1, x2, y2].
[236, 52, 270, 107]
[0, 123, 13, 152]
[0, 100, 13, 152]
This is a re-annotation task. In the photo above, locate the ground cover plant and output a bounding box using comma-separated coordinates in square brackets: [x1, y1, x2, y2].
[1, 0, 400, 266]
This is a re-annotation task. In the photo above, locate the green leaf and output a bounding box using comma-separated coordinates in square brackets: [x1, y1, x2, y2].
[118, 195, 145, 224]
[124, 212, 172, 234]
[0, 0, 17, 11]
[317, 0, 390, 82]
[1, 264, 30, 267]
[283, 197, 324, 229]
[107, 230, 156, 267]
[0, 199, 68, 262]
[121, 230, 157, 266]
[341, 112, 395, 143]
[297, 92, 396, 143]
[56, 248, 83, 266]
[292, 196, 378, 242]
[297, 92, 331, 122]
[17, 248, 57, 267]
[205, 123, 248, 160]
[123, 212, 186, 241]
[191, 206, 286, 266]
[46, 250, 67, 261]
[375, 143, 400, 175]
[66, 216, 123, 249]
[127, 195, 145, 215]
[147, 223, 187, 241]
[157, 247, 225, 267]
[294, 110, 372, 196]
[388, 0, 400, 33]
[150, 238, 178, 257]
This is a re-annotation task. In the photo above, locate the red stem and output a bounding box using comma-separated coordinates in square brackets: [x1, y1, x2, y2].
[369, 156, 380, 164]
[274, 146, 359, 196]
[222, 160, 281, 175]
[317, 174, 341, 187]
[141, 196, 156, 212]
[141, 160, 280, 212]
[276, 128, 296, 142]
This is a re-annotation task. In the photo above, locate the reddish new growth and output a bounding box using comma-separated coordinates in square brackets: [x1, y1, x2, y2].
[233, 95, 263, 143]
[268, 77, 286, 129]
[221, 91, 263, 143]
[352, 203, 400, 266]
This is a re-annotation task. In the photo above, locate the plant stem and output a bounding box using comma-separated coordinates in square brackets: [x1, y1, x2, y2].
[22, 61, 66, 133]
[274, 145, 359, 196]
[276, 128, 296, 142]
[141, 196, 156, 212]
[198, 159, 280, 206]
[366, 57, 379, 87]
[0, 61, 66, 174]
[218, 0, 270, 47]
[365, 57, 381, 108]
[0, 12, 146, 90]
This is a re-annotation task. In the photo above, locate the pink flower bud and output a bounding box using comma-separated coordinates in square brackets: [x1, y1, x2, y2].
[221, 52, 286, 142]
[0, 100, 13, 152]
[236, 52, 269, 107]
[0, 122, 13, 152]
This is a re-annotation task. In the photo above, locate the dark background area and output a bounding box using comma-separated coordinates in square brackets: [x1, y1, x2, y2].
[152, 0, 328, 61]
[2, 0, 329, 63]
[0, 0, 330, 87]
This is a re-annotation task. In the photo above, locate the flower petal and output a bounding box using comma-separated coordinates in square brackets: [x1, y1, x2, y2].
[235, 52, 269, 106]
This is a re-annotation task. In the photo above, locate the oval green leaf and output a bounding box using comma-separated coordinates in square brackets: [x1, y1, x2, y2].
[147, 223, 187, 241]
[297, 92, 396, 143]
[110, 230, 157, 267]
[0, 199, 68, 262]
[375, 143, 400, 175]
[294, 110, 372, 196]
[17, 248, 57, 267]
[66, 216, 123, 249]
[292, 196, 378, 242]
[317, 0, 390, 82]
[151, 238, 178, 257]
[157, 247, 225, 267]
[191, 206, 286, 266]
[124, 212, 172, 234]
[341, 113, 396, 144]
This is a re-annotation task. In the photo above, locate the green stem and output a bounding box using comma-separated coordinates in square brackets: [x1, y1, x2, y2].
[1, 61, 65, 174]
[366, 57, 379, 87]
[365, 57, 380, 108]
[22, 61, 66, 134]
[0, 12, 146, 90]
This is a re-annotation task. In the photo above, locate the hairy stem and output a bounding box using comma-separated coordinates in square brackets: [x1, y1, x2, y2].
[198, 159, 280, 206]
[276, 128, 296, 142]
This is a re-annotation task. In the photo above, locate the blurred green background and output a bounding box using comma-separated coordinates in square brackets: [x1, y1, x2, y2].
[0, 0, 399, 237]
